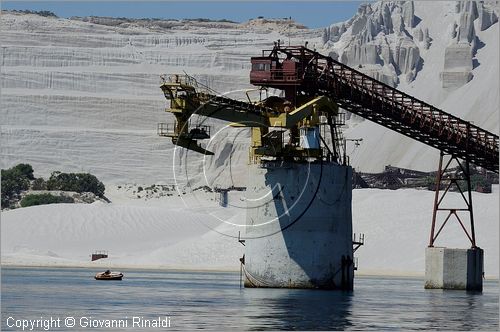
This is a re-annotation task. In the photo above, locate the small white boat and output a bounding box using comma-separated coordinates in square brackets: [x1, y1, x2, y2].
[94, 270, 123, 280]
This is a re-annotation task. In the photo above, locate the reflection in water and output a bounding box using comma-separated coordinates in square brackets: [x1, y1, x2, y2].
[242, 288, 353, 330]
[425, 289, 489, 331]
[1, 268, 498, 330]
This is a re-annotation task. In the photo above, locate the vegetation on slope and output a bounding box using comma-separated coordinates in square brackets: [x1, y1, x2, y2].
[1, 163, 105, 209]
[1, 164, 34, 208]
[20, 193, 74, 207]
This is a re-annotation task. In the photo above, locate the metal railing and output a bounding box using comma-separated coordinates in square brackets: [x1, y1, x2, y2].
[157, 122, 175, 137]
[160, 73, 219, 95]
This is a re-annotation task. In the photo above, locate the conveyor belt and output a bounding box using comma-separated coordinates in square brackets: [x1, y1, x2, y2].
[255, 46, 499, 172]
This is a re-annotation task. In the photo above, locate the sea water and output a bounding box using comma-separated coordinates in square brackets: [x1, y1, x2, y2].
[1, 267, 498, 330]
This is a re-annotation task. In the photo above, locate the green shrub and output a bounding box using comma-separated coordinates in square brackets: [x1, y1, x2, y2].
[1, 164, 33, 208]
[13, 164, 35, 180]
[471, 174, 489, 190]
[20, 193, 74, 207]
[32, 177, 47, 190]
[46, 172, 105, 197]
[12, 9, 57, 17]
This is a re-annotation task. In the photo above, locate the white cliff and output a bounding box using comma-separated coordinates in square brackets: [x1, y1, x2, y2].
[333, 1, 499, 173]
[1, 1, 498, 185]
[0, 12, 311, 187]
[441, 1, 498, 88]
[323, 1, 423, 86]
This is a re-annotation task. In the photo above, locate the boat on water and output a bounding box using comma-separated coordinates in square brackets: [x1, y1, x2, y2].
[94, 270, 123, 280]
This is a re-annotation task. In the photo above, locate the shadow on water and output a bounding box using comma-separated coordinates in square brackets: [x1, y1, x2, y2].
[242, 288, 353, 330]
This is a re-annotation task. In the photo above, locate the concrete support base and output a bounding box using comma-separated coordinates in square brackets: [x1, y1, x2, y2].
[425, 247, 483, 291]
[244, 162, 354, 290]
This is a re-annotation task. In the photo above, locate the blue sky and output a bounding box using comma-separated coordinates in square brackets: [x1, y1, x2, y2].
[1, 1, 364, 28]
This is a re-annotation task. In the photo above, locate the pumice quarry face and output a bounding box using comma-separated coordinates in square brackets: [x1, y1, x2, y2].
[1, 1, 498, 278]
[1, 1, 498, 186]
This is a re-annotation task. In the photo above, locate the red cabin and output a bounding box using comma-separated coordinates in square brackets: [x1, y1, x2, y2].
[250, 57, 273, 83]
[250, 57, 302, 86]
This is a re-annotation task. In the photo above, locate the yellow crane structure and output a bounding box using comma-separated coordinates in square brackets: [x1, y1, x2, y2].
[157, 73, 345, 164]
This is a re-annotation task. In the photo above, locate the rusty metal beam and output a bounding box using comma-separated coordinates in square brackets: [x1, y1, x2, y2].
[251, 45, 499, 172]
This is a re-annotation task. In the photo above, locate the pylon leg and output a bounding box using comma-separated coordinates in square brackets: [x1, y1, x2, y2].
[428, 153, 476, 248]
[425, 153, 482, 291]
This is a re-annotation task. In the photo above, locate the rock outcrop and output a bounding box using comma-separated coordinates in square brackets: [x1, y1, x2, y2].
[478, 2, 498, 31]
[322, 1, 497, 90]
[441, 1, 498, 89]
[322, 1, 423, 86]
[440, 43, 474, 88]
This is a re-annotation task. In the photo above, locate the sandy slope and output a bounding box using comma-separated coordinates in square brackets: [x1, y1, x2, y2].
[2, 187, 498, 278]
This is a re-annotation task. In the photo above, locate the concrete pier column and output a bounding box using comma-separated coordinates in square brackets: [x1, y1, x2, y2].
[425, 247, 484, 291]
[243, 162, 353, 290]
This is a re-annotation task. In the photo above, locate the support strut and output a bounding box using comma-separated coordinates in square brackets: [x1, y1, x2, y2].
[428, 152, 476, 248]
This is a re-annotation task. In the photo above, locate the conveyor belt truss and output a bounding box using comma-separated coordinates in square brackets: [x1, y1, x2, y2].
[251, 46, 499, 173]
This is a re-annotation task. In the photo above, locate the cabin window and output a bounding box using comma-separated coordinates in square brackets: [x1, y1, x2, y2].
[252, 63, 271, 71]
